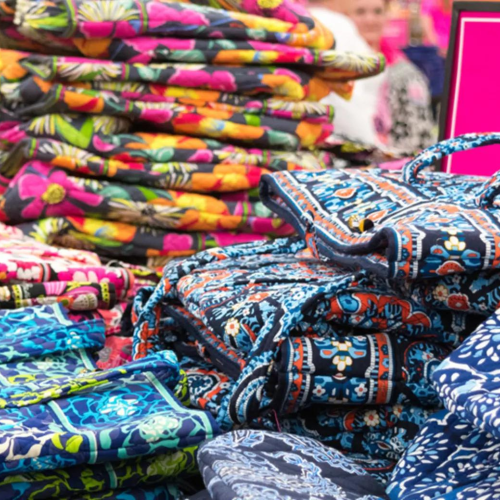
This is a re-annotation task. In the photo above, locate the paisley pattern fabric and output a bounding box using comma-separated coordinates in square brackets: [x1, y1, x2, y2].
[347, 454, 396, 486]
[265, 405, 434, 462]
[182, 356, 433, 463]
[132, 237, 470, 428]
[260, 133, 500, 279]
[182, 357, 232, 417]
[388, 310, 500, 499]
[399, 269, 500, 316]
[272, 333, 449, 412]
[196, 430, 389, 499]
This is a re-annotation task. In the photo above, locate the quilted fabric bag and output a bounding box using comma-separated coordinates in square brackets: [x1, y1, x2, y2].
[261, 133, 500, 279]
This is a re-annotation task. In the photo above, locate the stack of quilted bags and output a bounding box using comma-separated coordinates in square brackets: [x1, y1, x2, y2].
[0, 221, 164, 368]
[0, 0, 386, 269]
[0, 198, 222, 499]
[132, 133, 500, 486]
[0, 300, 220, 500]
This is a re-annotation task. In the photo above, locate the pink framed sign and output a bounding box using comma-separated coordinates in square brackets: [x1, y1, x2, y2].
[439, 2, 500, 175]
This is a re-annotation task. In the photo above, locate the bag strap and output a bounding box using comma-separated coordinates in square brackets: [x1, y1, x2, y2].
[402, 133, 500, 184]
[476, 170, 500, 208]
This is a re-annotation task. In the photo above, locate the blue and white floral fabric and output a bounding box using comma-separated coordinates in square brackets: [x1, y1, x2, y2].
[388, 309, 500, 499]
[194, 430, 389, 499]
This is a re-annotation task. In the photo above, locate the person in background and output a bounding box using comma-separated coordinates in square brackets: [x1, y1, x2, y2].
[347, 0, 435, 152]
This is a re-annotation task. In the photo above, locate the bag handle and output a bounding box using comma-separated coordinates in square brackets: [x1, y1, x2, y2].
[402, 133, 500, 184]
[476, 170, 500, 208]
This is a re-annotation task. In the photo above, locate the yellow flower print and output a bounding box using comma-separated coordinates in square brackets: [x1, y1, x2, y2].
[225, 318, 240, 338]
[331, 340, 353, 372]
[444, 235, 466, 252]
[433, 285, 449, 302]
[332, 355, 353, 372]
[392, 404, 403, 418]
[364, 410, 380, 427]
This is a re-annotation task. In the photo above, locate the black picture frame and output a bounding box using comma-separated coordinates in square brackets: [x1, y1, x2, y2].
[438, 1, 500, 171]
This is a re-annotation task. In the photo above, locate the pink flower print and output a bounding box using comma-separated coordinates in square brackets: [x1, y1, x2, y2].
[17, 165, 103, 220]
[72, 270, 101, 283]
[211, 71, 237, 92]
[212, 232, 263, 247]
[124, 38, 195, 64]
[80, 22, 114, 39]
[145, 3, 209, 30]
[208, 31, 224, 38]
[92, 135, 116, 153]
[160, 38, 195, 51]
[43, 282, 69, 296]
[169, 69, 211, 89]
[275, 68, 301, 83]
[80, 21, 138, 39]
[163, 233, 194, 251]
[169, 69, 237, 92]
[139, 107, 174, 124]
[188, 150, 214, 162]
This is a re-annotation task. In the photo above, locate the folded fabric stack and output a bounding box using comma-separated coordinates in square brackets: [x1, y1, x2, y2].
[0, 0, 387, 268]
[0, 301, 220, 499]
[0, 220, 162, 369]
[132, 133, 500, 484]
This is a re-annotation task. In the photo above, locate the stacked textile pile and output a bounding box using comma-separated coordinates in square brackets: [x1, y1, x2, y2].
[132, 133, 500, 484]
[0, 301, 219, 499]
[0, 221, 161, 368]
[0, 0, 386, 268]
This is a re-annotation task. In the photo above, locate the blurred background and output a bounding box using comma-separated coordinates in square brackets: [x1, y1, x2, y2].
[304, 0, 498, 153]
